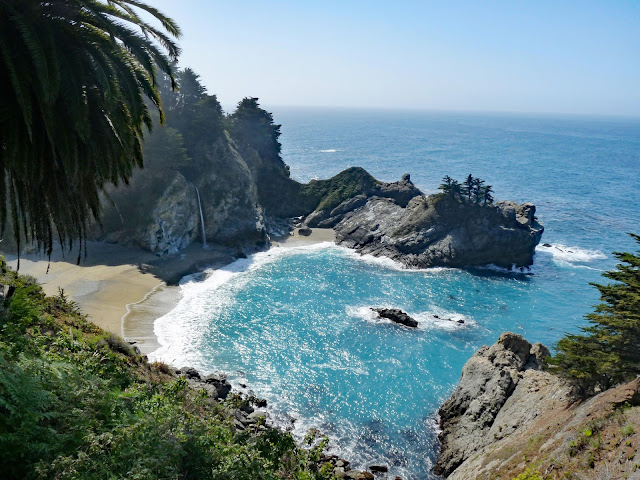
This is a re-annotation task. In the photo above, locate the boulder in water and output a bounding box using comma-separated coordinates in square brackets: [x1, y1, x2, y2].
[371, 308, 418, 328]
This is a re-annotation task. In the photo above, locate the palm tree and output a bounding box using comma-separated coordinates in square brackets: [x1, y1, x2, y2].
[0, 0, 180, 262]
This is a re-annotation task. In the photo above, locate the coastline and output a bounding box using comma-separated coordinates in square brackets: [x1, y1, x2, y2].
[126, 227, 336, 354]
[3, 228, 336, 356]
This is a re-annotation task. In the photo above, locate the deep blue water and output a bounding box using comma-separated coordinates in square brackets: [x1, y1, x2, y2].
[152, 109, 640, 479]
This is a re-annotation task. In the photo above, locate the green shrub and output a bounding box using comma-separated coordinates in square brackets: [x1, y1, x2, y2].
[0, 266, 333, 480]
[512, 467, 544, 480]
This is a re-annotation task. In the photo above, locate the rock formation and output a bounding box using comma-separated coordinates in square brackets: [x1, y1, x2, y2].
[333, 193, 543, 269]
[434, 333, 554, 477]
[371, 308, 419, 328]
[435, 334, 640, 480]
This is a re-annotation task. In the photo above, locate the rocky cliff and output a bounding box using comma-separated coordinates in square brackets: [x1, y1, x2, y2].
[98, 132, 267, 255]
[435, 334, 640, 479]
[333, 194, 543, 269]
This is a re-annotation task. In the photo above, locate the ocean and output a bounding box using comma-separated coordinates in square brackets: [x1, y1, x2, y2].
[150, 108, 640, 479]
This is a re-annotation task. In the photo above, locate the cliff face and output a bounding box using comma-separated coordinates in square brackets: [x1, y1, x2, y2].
[334, 194, 543, 269]
[97, 132, 268, 255]
[436, 334, 640, 480]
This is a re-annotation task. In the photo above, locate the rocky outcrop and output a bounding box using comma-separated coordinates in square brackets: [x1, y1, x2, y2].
[147, 173, 199, 255]
[434, 333, 553, 477]
[194, 133, 266, 246]
[371, 308, 419, 328]
[304, 172, 422, 228]
[334, 194, 544, 269]
[435, 335, 640, 480]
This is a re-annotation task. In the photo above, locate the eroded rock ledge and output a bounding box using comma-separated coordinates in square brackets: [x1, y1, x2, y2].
[434, 333, 555, 477]
[434, 334, 640, 480]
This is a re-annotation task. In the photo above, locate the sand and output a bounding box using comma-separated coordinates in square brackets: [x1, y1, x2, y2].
[2, 228, 335, 355]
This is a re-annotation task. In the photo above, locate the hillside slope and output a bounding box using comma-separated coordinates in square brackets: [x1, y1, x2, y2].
[436, 333, 640, 480]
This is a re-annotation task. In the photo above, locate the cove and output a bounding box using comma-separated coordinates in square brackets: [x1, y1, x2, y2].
[150, 241, 606, 479]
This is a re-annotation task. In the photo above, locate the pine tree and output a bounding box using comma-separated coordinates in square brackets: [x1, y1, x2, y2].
[472, 178, 485, 203]
[548, 234, 640, 395]
[481, 185, 494, 205]
[462, 174, 474, 200]
[438, 175, 454, 194]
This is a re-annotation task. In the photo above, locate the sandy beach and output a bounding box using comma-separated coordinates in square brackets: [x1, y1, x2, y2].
[2, 228, 335, 355]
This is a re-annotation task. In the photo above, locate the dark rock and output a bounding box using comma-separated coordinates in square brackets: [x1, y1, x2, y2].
[371, 308, 419, 328]
[304, 210, 329, 228]
[542, 243, 552, 247]
[371, 176, 422, 207]
[179, 367, 201, 380]
[298, 226, 312, 236]
[203, 373, 232, 400]
[330, 194, 369, 217]
[255, 398, 268, 408]
[369, 465, 388, 473]
[317, 215, 345, 228]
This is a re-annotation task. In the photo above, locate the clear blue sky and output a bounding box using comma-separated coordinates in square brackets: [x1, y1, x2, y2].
[150, 0, 640, 116]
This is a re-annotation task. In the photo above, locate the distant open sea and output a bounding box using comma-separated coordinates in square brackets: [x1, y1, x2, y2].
[151, 109, 640, 479]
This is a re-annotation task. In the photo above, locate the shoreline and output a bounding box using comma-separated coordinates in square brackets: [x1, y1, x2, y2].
[3, 228, 336, 356]
[125, 227, 336, 355]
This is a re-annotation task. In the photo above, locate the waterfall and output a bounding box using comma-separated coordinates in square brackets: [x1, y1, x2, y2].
[194, 186, 208, 249]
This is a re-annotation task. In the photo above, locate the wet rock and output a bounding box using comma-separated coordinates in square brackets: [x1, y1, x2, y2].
[371, 308, 419, 328]
[298, 226, 312, 236]
[179, 367, 201, 380]
[346, 471, 374, 480]
[369, 465, 388, 473]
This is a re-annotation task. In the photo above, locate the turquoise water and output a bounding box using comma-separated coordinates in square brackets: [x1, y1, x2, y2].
[152, 110, 640, 479]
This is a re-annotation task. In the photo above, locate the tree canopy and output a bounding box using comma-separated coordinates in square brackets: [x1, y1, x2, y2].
[0, 0, 180, 261]
[438, 174, 494, 205]
[548, 234, 640, 395]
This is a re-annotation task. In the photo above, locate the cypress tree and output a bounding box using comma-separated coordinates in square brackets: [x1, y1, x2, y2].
[549, 234, 640, 394]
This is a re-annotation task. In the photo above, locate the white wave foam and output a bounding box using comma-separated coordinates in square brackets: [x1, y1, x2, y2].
[319, 149, 337, 152]
[149, 242, 337, 364]
[481, 263, 535, 275]
[346, 306, 472, 331]
[336, 245, 451, 274]
[536, 243, 606, 264]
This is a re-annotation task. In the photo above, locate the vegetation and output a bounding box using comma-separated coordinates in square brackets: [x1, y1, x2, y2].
[439, 174, 494, 205]
[0, 259, 334, 480]
[229, 97, 283, 166]
[301, 167, 380, 212]
[0, 0, 180, 260]
[548, 233, 640, 395]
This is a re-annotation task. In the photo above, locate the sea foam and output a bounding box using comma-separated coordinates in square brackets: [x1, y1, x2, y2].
[536, 243, 606, 266]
